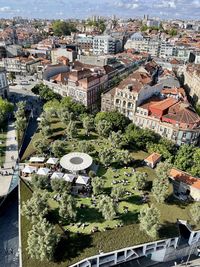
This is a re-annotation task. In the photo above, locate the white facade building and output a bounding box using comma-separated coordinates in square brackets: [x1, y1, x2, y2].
[0, 68, 9, 98]
[93, 35, 116, 55]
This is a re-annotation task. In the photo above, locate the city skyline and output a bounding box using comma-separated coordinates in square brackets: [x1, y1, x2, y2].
[0, 0, 199, 20]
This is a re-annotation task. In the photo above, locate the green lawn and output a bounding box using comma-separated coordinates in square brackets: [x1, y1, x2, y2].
[20, 118, 200, 267]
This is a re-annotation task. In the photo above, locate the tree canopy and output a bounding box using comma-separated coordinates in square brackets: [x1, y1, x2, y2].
[32, 83, 61, 102]
[139, 205, 160, 238]
[52, 20, 77, 36]
[0, 97, 14, 125]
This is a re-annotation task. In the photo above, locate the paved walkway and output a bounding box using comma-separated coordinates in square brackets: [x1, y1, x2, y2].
[0, 121, 18, 197]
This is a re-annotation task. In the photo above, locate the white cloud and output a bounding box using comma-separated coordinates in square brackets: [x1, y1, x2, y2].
[0, 6, 11, 12]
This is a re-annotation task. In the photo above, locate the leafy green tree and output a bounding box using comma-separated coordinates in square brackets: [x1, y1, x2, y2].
[99, 148, 115, 167]
[96, 120, 112, 137]
[31, 174, 50, 190]
[133, 172, 148, 190]
[139, 205, 160, 238]
[95, 111, 130, 132]
[52, 20, 77, 36]
[38, 112, 50, 129]
[79, 141, 95, 155]
[40, 125, 52, 138]
[51, 179, 71, 194]
[15, 116, 26, 132]
[59, 193, 77, 223]
[32, 83, 61, 101]
[33, 138, 49, 154]
[57, 108, 70, 125]
[125, 123, 160, 150]
[174, 145, 195, 172]
[116, 149, 132, 166]
[51, 140, 66, 157]
[67, 120, 77, 139]
[190, 202, 200, 223]
[21, 191, 49, 222]
[8, 72, 16, 84]
[0, 97, 14, 124]
[141, 24, 148, 31]
[169, 28, 177, 36]
[27, 216, 59, 261]
[111, 186, 125, 201]
[190, 148, 200, 177]
[92, 177, 104, 196]
[97, 195, 116, 220]
[82, 116, 94, 136]
[108, 131, 124, 149]
[151, 161, 171, 203]
[43, 99, 60, 114]
[60, 97, 86, 116]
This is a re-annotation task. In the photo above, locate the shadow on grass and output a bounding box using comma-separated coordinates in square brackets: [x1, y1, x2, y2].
[125, 195, 143, 205]
[158, 221, 179, 239]
[166, 194, 190, 209]
[77, 206, 104, 224]
[54, 232, 92, 263]
[46, 208, 60, 224]
[51, 127, 65, 133]
[119, 211, 139, 225]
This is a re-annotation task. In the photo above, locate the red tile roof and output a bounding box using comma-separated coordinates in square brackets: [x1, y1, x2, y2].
[170, 168, 200, 190]
[145, 153, 162, 164]
[150, 98, 178, 111]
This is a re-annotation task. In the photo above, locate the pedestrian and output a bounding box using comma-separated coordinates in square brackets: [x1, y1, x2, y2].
[9, 248, 13, 254]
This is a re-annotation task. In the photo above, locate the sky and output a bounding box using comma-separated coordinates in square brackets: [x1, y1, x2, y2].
[0, 0, 199, 20]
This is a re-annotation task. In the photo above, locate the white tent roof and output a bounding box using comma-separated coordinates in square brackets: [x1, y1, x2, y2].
[37, 167, 50, 176]
[51, 172, 64, 179]
[63, 173, 75, 182]
[76, 175, 90, 185]
[29, 156, 45, 163]
[22, 165, 37, 174]
[60, 152, 93, 172]
[46, 157, 59, 165]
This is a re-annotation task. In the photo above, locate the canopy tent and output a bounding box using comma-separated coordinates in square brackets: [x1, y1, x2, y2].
[29, 156, 45, 163]
[60, 152, 93, 173]
[46, 157, 59, 165]
[76, 175, 90, 185]
[51, 172, 64, 179]
[63, 173, 75, 183]
[22, 165, 37, 174]
[37, 167, 50, 176]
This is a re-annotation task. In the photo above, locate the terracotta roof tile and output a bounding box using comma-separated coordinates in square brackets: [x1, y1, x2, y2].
[170, 168, 200, 190]
[145, 153, 162, 164]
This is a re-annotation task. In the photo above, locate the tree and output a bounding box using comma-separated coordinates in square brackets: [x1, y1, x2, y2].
[60, 97, 87, 116]
[59, 193, 77, 223]
[174, 145, 195, 172]
[79, 141, 95, 155]
[67, 120, 77, 139]
[33, 138, 49, 154]
[52, 20, 77, 36]
[116, 149, 132, 166]
[15, 101, 26, 131]
[31, 174, 50, 190]
[0, 97, 14, 125]
[133, 172, 148, 191]
[141, 24, 148, 31]
[40, 125, 52, 138]
[51, 140, 66, 157]
[57, 108, 70, 125]
[191, 148, 200, 177]
[21, 191, 49, 222]
[138, 205, 160, 238]
[125, 123, 160, 150]
[96, 120, 112, 137]
[43, 99, 60, 114]
[95, 111, 130, 132]
[152, 161, 171, 203]
[108, 131, 124, 149]
[169, 28, 177, 36]
[111, 186, 125, 202]
[99, 148, 115, 167]
[8, 72, 16, 84]
[82, 116, 94, 136]
[97, 195, 116, 220]
[190, 202, 200, 223]
[32, 83, 61, 102]
[51, 179, 71, 194]
[92, 177, 104, 195]
[27, 216, 59, 261]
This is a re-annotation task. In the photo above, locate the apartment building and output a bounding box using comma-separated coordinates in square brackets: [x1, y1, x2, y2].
[76, 35, 93, 53]
[101, 69, 200, 145]
[180, 64, 200, 104]
[93, 35, 117, 55]
[0, 68, 9, 98]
